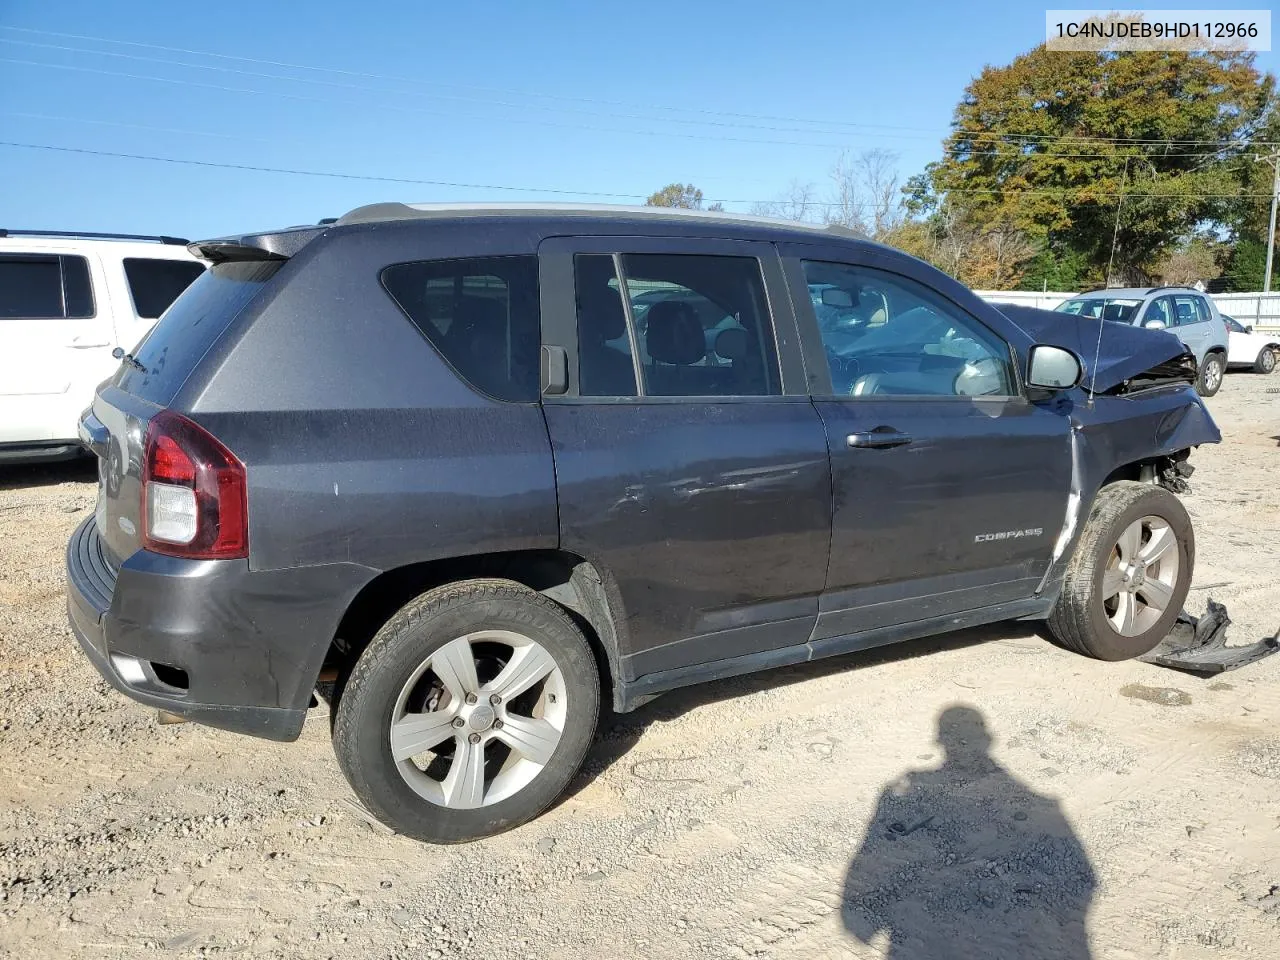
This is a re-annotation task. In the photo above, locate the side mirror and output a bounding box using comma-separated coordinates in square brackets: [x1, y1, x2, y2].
[1027, 344, 1083, 390]
[1245, 324, 1255, 334]
[820, 288, 854, 308]
[1143, 318, 1167, 331]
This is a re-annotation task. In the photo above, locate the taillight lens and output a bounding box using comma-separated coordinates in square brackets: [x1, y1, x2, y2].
[141, 411, 247, 559]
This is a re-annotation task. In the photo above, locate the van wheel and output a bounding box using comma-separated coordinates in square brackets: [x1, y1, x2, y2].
[1196, 353, 1224, 396]
[1048, 482, 1193, 661]
[1255, 348, 1276, 375]
[332, 579, 599, 843]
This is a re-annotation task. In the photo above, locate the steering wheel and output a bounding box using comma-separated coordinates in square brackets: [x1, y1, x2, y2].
[954, 357, 1006, 396]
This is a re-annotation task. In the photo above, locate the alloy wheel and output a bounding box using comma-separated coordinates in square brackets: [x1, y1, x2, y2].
[1100, 515, 1181, 637]
[389, 630, 567, 809]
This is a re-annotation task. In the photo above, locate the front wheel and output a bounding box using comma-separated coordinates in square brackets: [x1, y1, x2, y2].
[332, 579, 600, 843]
[1048, 482, 1194, 661]
[1196, 353, 1224, 396]
[1254, 348, 1276, 375]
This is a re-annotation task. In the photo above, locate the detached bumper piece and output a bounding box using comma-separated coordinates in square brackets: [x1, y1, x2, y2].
[1140, 599, 1280, 675]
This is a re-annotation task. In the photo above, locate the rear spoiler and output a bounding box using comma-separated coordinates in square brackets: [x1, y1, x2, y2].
[189, 225, 326, 263]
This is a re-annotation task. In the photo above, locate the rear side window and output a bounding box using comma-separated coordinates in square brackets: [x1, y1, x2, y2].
[381, 256, 540, 402]
[123, 258, 206, 319]
[119, 260, 282, 403]
[0, 253, 94, 318]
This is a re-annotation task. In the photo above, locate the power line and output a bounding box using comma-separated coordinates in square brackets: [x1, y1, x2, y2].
[1, 25, 1272, 149]
[0, 139, 1272, 204]
[0, 24, 971, 134]
[0, 110, 271, 143]
[0, 37, 932, 140]
[0, 57, 866, 151]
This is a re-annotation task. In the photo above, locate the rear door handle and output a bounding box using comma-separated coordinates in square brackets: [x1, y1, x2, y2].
[847, 429, 912, 449]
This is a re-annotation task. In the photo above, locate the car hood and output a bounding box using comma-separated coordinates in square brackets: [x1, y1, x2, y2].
[996, 305, 1194, 393]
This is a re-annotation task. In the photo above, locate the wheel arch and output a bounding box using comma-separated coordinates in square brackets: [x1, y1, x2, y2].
[322, 549, 629, 712]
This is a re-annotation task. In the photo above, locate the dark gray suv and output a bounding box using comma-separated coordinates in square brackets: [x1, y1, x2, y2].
[67, 204, 1219, 842]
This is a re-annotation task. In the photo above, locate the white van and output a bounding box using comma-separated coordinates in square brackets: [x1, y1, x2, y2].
[0, 230, 206, 461]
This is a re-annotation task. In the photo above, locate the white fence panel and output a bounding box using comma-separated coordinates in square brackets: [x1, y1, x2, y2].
[975, 291, 1077, 311]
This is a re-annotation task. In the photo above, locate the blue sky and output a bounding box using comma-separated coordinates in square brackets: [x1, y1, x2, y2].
[1, 1, 1274, 239]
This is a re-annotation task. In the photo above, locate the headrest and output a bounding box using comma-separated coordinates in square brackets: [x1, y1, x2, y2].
[645, 301, 704, 365]
[714, 326, 749, 363]
[577, 284, 627, 342]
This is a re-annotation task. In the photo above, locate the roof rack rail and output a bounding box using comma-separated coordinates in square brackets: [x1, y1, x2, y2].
[0, 229, 189, 245]
[1144, 284, 1194, 295]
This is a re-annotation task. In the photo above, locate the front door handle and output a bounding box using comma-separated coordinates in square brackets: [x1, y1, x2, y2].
[847, 429, 912, 449]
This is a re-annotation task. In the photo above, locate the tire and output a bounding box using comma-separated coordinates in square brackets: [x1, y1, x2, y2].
[1254, 348, 1276, 375]
[332, 578, 600, 843]
[1048, 481, 1194, 661]
[1196, 352, 1224, 396]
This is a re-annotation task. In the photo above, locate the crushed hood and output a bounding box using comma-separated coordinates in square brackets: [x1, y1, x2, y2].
[997, 305, 1195, 393]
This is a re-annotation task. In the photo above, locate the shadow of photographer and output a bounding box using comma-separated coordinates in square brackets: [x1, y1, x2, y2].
[842, 705, 1096, 959]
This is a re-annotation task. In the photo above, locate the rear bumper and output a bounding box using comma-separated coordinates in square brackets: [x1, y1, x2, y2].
[66, 517, 374, 742]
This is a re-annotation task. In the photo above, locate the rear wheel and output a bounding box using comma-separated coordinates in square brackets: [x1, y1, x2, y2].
[332, 579, 599, 843]
[1196, 353, 1224, 396]
[1254, 348, 1276, 375]
[1048, 482, 1193, 661]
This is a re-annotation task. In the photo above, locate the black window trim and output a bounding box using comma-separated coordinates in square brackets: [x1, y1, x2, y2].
[788, 253, 1026, 403]
[536, 235, 805, 401]
[0, 251, 97, 320]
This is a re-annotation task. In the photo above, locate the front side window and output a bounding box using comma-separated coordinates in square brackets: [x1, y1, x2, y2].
[382, 256, 540, 402]
[123, 258, 206, 319]
[1224, 316, 1245, 334]
[0, 253, 94, 319]
[801, 260, 1015, 398]
[1144, 298, 1173, 327]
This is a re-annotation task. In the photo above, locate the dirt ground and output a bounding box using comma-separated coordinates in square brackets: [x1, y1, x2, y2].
[1, 374, 1278, 960]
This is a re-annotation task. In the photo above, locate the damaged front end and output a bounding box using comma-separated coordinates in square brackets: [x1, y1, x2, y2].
[999, 303, 1200, 395]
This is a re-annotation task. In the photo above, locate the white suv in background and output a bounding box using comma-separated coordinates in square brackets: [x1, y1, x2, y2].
[0, 230, 206, 462]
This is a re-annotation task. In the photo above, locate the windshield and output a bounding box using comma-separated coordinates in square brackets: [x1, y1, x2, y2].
[1055, 297, 1142, 324]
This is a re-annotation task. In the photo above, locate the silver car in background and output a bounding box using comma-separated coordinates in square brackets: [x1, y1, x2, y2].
[1055, 286, 1229, 396]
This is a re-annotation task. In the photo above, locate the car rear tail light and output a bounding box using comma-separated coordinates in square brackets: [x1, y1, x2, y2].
[141, 411, 247, 559]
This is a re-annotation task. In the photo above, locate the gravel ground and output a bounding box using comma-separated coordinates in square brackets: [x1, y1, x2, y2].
[1, 374, 1278, 960]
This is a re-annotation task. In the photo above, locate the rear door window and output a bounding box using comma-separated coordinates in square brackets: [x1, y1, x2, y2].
[381, 256, 540, 402]
[0, 253, 95, 318]
[123, 258, 206, 319]
[618, 254, 780, 397]
[1170, 296, 1204, 327]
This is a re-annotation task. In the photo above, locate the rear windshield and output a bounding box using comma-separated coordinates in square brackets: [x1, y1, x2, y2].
[123, 257, 206, 319]
[1056, 297, 1142, 324]
[115, 260, 282, 403]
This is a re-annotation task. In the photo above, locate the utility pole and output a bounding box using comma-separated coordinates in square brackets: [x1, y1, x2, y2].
[1259, 152, 1280, 293]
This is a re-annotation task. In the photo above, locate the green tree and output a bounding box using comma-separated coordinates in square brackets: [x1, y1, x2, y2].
[1221, 238, 1278, 290]
[645, 183, 705, 209]
[923, 41, 1273, 282]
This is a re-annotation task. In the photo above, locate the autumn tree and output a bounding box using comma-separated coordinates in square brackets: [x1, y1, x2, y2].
[645, 183, 705, 209]
[918, 41, 1273, 282]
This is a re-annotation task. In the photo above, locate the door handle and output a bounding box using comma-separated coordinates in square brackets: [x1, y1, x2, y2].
[847, 429, 912, 449]
[69, 339, 110, 348]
